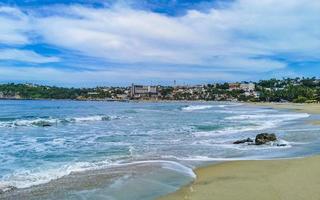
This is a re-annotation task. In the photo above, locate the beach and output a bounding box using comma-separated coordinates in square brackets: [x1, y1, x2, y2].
[159, 156, 320, 200]
[159, 103, 320, 200]
[250, 102, 320, 114]
[0, 101, 319, 199]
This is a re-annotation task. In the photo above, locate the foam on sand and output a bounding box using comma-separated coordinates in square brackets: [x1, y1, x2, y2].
[0, 159, 195, 190]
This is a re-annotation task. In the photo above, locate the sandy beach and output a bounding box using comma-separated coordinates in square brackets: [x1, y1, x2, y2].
[159, 103, 320, 200]
[250, 102, 320, 114]
[159, 156, 320, 200]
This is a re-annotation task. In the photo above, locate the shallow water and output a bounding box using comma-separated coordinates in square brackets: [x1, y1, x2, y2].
[0, 100, 319, 199]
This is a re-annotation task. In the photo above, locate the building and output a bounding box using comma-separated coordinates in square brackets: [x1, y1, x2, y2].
[130, 84, 158, 98]
[87, 92, 99, 95]
[240, 83, 255, 92]
[228, 83, 240, 91]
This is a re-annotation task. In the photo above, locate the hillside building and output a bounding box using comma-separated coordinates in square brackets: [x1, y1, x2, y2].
[130, 84, 158, 98]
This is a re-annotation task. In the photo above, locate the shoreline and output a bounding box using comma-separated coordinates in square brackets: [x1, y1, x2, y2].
[248, 102, 320, 114]
[1, 101, 319, 199]
[159, 102, 320, 200]
[159, 155, 320, 200]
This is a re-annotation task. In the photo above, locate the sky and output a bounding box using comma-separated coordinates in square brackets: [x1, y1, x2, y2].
[0, 0, 319, 87]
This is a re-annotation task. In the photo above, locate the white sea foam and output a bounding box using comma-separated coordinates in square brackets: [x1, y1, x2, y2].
[220, 142, 292, 151]
[226, 113, 310, 120]
[193, 120, 277, 137]
[0, 115, 122, 128]
[194, 112, 310, 137]
[0, 159, 195, 189]
[182, 103, 242, 111]
[114, 160, 196, 179]
[66, 115, 111, 122]
[182, 105, 214, 111]
[0, 159, 114, 189]
[162, 155, 262, 162]
[181, 102, 249, 113]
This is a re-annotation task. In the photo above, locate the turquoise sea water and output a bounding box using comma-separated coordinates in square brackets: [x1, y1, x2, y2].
[0, 100, 320, 199]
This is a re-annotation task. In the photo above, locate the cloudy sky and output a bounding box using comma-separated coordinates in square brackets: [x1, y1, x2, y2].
[0, 0, 319, 86]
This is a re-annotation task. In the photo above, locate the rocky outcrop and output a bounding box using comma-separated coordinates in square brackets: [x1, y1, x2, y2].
[255, 133, 277, 145]
[32, 121, 53, 127]
[233, 138, 254, 144]
[0, 185, 16, 194]
[234, 133, 278, 145]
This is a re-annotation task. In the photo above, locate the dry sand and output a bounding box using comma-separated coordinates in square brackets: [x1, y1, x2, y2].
[159, 156, 320, 200]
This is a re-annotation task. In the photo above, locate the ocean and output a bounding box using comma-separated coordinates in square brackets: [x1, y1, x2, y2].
[0, 100, 319, 199]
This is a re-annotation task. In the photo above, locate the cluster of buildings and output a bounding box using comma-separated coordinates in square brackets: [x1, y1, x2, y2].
[103, 82, 259, 101]
[228, 82, 259, 97]
[0, 92, 21, 99]
[0, 82, 259, 101]
[4, 78, 320, 102]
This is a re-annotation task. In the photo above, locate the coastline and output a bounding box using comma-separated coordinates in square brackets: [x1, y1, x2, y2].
[1, 100, 319, 199]
[159, 103, 320, 200]
[159, 155, 320, 200]
[249, 102, 320, 125]
[249, 102, 320, 114]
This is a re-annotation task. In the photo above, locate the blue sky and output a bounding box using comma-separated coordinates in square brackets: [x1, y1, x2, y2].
[0, 0, 319, 87]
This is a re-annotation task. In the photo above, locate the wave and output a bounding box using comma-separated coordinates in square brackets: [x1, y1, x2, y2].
[0, 159, 113, 189]
[115, 160, 196, 179]
[193, 121, 277, 137]
[182, 105, 214, 111]
[66, 115, 121, 122]
[181, 103, 244, 111]
[193, 113, 309, 137]
[219, 140, 293, 151]
[0, 115, 122, 128]
[226, 113, 310, 120]
[0, 159, 195, 190]
[161, 155, 265, 162]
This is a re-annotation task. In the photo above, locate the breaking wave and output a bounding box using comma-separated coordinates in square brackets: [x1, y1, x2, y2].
[0, 115, 122, 127]
[226, 113, 310, 120]
[193, 112, 309, 137]
[0, 159, 195, 189]
[181, 105, 215, 111]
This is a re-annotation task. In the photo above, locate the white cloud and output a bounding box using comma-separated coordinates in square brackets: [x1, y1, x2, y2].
[1, 0, 320, 81]
[31, 0, 319, 71]
[0, 49, 60, 63]
[0, 66, 248, 86]
[0, 7, 30, 45]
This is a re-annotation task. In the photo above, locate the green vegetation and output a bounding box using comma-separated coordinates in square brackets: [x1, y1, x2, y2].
[256, 77, 319, 103]
[0, 77, 319, 103]
[0, 83, 126, 100]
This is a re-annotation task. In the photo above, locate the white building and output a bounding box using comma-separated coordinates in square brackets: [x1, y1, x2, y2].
[130, 84, 158, 98]
[240, 83, 255, 92]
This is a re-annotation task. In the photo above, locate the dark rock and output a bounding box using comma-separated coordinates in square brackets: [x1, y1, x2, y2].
[255, 133, 277, 145]
[32, 121, 53, 127]
[41, 123, 52, 127]
[233, 138, 254, 144]
[0, 185, 16, 194]
[277, 143, 287, 147]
